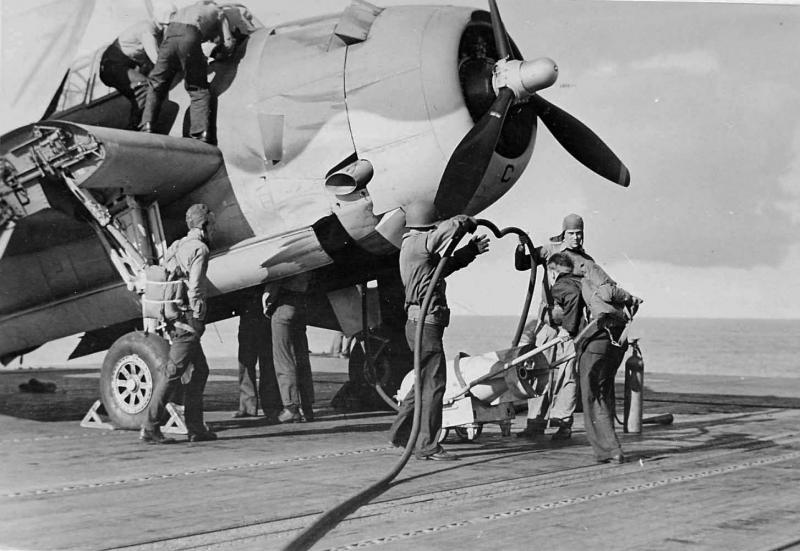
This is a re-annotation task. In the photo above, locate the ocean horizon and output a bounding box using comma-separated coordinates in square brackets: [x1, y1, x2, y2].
[9, 315, 800, 380]
[443, 315, 800, 380]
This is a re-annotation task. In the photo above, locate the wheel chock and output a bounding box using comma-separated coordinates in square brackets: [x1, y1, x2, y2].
[80, 400, 116, 430]
[162, 402, 188, 435]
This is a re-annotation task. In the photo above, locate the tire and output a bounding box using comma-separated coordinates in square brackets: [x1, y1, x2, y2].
[100, 331, 169, 430]
[334, 339, 399, 411]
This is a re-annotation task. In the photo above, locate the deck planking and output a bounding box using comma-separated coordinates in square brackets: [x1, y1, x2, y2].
[1, 360, 799, 551]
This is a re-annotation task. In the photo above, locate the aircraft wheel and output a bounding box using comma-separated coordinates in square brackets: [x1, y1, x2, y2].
[100, 331, 168, 430]
[454, 425, 482, 442]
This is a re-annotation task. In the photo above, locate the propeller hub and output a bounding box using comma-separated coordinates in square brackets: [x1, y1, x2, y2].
[492, 57, 558, 99]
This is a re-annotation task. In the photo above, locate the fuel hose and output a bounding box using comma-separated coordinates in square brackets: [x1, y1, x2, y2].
[474, 219, 538, 346]
[282, 224, 469, 551]
[283, 221, 545, 550]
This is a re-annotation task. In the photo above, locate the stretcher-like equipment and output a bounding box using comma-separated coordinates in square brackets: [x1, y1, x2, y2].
[396, 336, 566, 442]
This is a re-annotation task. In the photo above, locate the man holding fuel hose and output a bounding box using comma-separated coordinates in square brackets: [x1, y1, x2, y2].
[388, 202, 489, 461]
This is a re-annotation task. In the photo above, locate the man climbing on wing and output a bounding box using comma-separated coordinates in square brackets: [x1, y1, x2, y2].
[140, 1, 234, 143]
[99, 7, 174, 129]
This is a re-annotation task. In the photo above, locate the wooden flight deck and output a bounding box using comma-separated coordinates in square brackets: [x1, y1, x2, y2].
[1, 358, 798, 551]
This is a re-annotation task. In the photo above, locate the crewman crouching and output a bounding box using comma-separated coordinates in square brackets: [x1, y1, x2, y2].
[99, 8, 173, 129]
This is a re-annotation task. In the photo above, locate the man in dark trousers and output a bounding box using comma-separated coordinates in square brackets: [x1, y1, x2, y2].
[515, 212, 613, 439]
[140, 203, 218, 444]
[388, 201, 489, 461]
[234, 290, 281, 421]
[263, 273, 315, 423]
[546, 253, 641, 463]
[140, 1, 233, 141]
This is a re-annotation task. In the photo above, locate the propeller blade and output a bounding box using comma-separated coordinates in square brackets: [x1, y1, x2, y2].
[529, 95, 630, 187]
[488, 0, 512, 60]
[435, 88, 515, 217]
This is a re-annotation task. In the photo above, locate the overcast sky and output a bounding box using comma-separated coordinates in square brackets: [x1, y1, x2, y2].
[3, 0, 799, 319]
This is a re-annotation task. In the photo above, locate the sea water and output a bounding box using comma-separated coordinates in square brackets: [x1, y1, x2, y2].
[440, 316, 800, 379]
[11, 316, 800, 380]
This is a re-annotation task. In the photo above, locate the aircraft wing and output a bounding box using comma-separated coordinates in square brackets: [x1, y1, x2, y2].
[0, 122, 229, 361]
[2, 121, 224, 205]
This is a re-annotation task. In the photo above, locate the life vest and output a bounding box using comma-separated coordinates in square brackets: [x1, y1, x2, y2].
[142, 236, 196, 322]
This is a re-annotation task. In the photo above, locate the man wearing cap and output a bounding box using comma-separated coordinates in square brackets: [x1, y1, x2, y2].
[140, 203, 217, 443]
[388, 201, 489, 461]
[514, 213, 613, 440]
[140, 1, 234, 142]
[547, 253, 642, 464]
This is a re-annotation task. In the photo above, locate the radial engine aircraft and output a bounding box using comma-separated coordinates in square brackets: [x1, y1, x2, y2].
[0, 0, 629, 428]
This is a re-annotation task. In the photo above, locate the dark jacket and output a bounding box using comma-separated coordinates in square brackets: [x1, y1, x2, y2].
[550, 273, 585, 338]
[515, 242, 614, 282]
[400, 216, 480, 326]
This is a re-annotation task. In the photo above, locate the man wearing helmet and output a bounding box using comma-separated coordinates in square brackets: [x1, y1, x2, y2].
[515, 213, 614, 440]
[140, 203, 218, 444]
[388, 201, 489, 461]
[515, 213, 613, 280]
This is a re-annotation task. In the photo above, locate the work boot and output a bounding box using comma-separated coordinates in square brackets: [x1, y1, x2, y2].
[598, 453, 625, 464]
[300, 406, 315, 422]
[139, 427, 175, 445]
[277, 406, 301, 423]
[551, 425, 572, 440]
[187, 430, 218, 442]
[550, 417, 573, 441]
[416, 447, 458, 461]
[262, 410, 281, 425]
[190, 130, 215, 145]
[516, 419, 546, 439]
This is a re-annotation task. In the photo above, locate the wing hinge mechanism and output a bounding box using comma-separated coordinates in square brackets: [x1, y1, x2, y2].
[8, 125, 168, 328]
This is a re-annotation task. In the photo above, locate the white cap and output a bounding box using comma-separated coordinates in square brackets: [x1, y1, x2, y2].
[151, 2, 176, 26]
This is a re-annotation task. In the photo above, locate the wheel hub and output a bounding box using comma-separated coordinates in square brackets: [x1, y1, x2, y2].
[112, 354, 153, 415]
